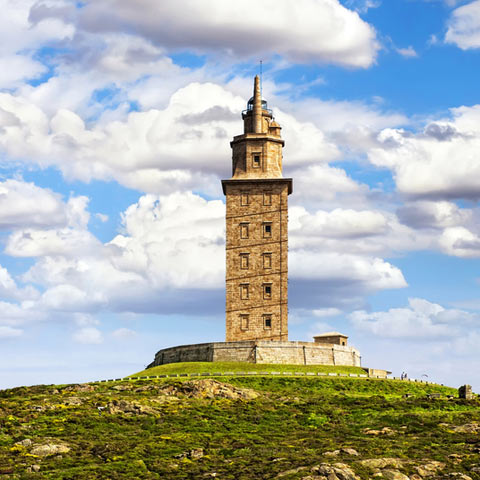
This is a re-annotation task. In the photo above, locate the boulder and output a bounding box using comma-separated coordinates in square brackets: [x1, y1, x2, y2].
[64, 384, 95, 392]
[164, 379, 259, 400]
[381, 469, 410, 480]
[107, 400, 156, 415]
[360, 459, 404, 469]
[311, 462, 360, 480]
[452, 423, 480, 434]
[15, 439, 32, 447]
[31, 443, 71, 457]
[415, 461, 445, 477]
[364, 427, 395, 436]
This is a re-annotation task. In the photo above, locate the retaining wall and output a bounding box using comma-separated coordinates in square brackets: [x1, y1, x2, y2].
[148, 340, 361, 369]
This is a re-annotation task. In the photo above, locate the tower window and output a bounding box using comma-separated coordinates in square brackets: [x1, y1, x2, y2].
[240, 253, 249, 269]
[263, 315, 272, 329]
[240, 223, 249, 239]
[253, 154, 261, 168]
[263, 193, 272, 206]
[240, 314, 249, 331]
[240, 283, 249, 300]
[263, 284, 272, 299]
[263, 223, 272, 238]
[241, 193, 249, 206]
[263, 253, 272, 269]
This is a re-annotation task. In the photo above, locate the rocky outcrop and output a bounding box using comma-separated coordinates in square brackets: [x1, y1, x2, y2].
[107, 399, 157, 415]
[159, 379, 259, 400]
[30, 443, 71, 457]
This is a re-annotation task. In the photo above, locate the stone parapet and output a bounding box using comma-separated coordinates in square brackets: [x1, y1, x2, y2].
[147, 340, 361, 369]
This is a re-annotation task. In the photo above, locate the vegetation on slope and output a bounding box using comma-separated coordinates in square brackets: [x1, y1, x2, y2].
[0, 374, 478, 479]
[133, 361, 367, 377]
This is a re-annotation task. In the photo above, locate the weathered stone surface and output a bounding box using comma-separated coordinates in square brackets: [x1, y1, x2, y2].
[415, 461, 445, 477]
[224, 76, 290, 343]
[324, 448, 359, 457]
[64, 384, 95, 392]
[363, 427, 395, 436]
[111, 384, 133, 391]
[175, 448, 204, 460]
[63, 396, 83, 406]
[458, 385, 474, 400]
[107, 400, 156, 415]
[149, 340, 361, 368]
[15, 438, 32, 447]
[179, 379, 258, 400]
[360, 458, 404, 469]
[451, 423, 480, 434]
[380, 469, 409, 480]
[446, 474, 473, 480]
[31, 443, 71, 457]
[312, 462, 360, 480]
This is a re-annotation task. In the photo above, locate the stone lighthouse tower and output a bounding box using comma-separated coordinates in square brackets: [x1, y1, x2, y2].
[222, 76, 292, 342]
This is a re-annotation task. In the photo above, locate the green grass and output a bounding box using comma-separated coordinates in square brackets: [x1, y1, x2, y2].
[133, 361, 367, 377]
[0, 375, 477, 479]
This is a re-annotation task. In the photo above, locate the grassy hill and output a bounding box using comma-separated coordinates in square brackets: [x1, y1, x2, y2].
[0, 363, 478, 479]
[133, 361, 367, 377]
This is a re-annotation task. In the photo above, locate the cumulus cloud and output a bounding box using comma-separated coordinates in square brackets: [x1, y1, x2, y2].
[0, 186, 411, 320]
[291, 207, 388, 239]
[0, 0, 74, 88]
[368, 106, 480, 199]
[397, 201, 472, 229]
[349, 298, 477, 338]
[0, 179, 69, 230]
[0, 83, 344, 194]
[445, 0, 480, 49]
[31, 0, 379, 68]
[289, 251, 406, 310]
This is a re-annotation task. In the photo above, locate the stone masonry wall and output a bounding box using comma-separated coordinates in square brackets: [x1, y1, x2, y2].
[148, 341, 361, 368]
[224, 180, 290, 342]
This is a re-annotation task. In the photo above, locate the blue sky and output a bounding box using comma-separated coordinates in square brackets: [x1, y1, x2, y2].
[1, 0, 480, 390]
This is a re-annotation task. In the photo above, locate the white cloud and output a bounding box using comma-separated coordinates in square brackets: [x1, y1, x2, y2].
[0, 55, 46, 89]
[0, 264, 39, 302]
[0, 0, 74, 88]
[291, 207, 388, 239]
[396, 46, 418, 58]
[0, 179, 68, 230]
[438, 226, 480, 258]
[290, 251, 407, 291]
[0, 82, 346, 194]
[397, 200, 472, 229]
[445, 0, 480, 49]
[350, 298, 477, 338]
[109, 192, 225, 289]
[0, 300, 45, 327]
[368, 106, 480, 199]
[73, 327, 103, 344]
[33, 0, 379, 68]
